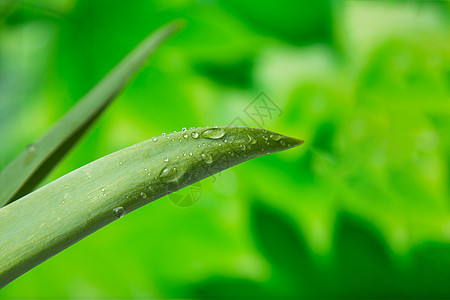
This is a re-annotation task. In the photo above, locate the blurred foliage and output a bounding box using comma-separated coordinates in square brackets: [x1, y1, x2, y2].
[0, 0, 449, 298]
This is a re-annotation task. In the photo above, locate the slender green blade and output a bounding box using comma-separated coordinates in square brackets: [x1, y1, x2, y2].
[0, 22, 182, 207]
[0, 126, 303, 288]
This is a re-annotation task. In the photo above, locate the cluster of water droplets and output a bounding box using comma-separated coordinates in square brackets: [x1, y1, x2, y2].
[151, 126, 292, 188]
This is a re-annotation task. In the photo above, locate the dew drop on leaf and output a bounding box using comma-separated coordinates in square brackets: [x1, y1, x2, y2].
[26, 144, 36, 153]
[113, 207, 125, 219]
[270, 134, 282, 141]
[202, 128, 225, 139]
[201, 152, 213, 164]
[159, 166, 179, 183]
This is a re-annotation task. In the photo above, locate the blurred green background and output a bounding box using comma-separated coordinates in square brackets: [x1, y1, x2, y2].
[1, 0, 449, 298]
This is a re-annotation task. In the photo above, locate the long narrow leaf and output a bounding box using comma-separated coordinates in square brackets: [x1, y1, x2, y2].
[0, 21, 182, 207]
[0, 126, 303, 288]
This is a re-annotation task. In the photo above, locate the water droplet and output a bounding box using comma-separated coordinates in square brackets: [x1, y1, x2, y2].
[197, 144, 201, 148]
[191, 132, 199, 138]
[223, 139, 228, 143]
[119, 161, 123, 165]
[189, 152, 193, 156]
[240, 144, 246, 150]
[144, 168, 148, 171]
[113, 207, 125, 219]
[262, 135, 269, 141]
[27, 144, 36, 152]
[183, 152, 187, 156]
[152, 137, 157, 142]
[201, 152, 213, 164]
[62, 193, 69, 204]
[101, 188, 105, 192]
[270, 134, 282, 141]
[248, 135, 257, 144]
[159, 166, 179, 183]
[182, 127, 187, 132]
[161, 133, 166, 137]
[202, 128, 225, 139]
[164, 157, 169, 162]
[280, 139, 286, 146]
[140, 192, 147, 199]
[183, 134, 188, 139]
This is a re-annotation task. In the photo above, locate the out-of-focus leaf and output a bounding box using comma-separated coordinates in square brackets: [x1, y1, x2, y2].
[332, 212, 397, 297]
[191, 276, 269, 299]
[0, 22, 181, 207]
[218, 0, 333, 46]
[411, 241, 450, 297]
[193, 55, 254, 88]
[250, 201, 316, 296]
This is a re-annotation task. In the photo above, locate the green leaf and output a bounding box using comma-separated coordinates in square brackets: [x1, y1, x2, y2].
[0, 21, 182, 207]
[190, 276, 269, 298]
[332, 212, 396, 297]
[219, 0, 333, 46]
[411, 241, 450, 297]
[250, 201, 315, 296]
[0, 126, 303, 288]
